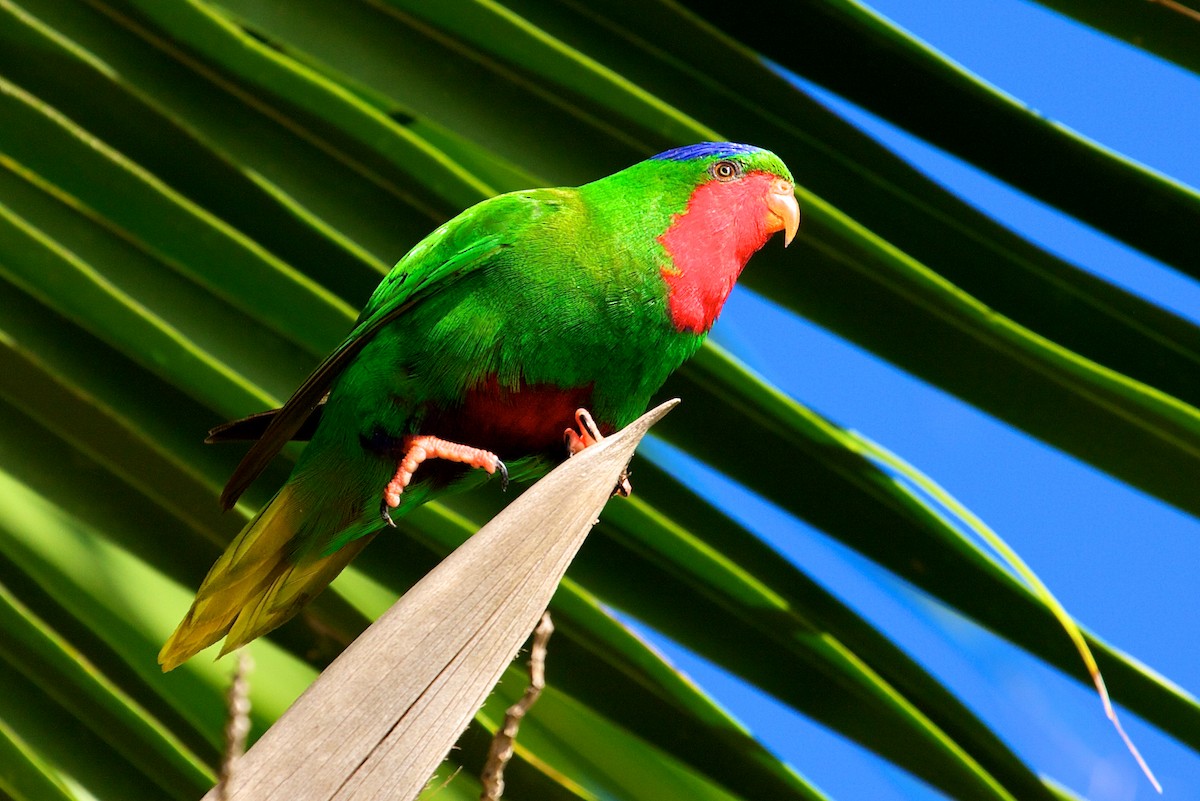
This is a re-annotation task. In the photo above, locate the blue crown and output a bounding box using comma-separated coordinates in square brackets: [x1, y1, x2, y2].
[650, 142, 764, 162]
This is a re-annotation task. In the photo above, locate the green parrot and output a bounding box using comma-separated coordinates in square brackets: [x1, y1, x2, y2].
[159, 142, 799, 670]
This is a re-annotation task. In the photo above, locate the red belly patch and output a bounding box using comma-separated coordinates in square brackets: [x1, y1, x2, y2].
[427, 376, 598, 457]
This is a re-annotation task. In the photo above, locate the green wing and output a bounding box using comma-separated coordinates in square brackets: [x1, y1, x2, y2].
[218, 189, 568, 509]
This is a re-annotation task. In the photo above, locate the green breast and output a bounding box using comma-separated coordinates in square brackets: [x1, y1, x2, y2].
[330, 182, 705, 456]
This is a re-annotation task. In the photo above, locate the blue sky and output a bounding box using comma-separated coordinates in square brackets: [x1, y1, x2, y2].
[636, 2, 1200, 800]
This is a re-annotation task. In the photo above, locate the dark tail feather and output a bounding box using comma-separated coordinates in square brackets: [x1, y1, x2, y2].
[206, 402, 327, 444]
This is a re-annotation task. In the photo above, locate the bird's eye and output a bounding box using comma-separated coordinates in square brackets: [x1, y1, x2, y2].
[710, 160, 740, 182]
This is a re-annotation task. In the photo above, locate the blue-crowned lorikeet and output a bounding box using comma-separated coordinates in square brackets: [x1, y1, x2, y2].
[159, 142, 799, 670]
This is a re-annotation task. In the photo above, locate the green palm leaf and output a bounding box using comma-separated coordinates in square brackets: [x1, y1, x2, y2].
[0, 1, 1193, 799]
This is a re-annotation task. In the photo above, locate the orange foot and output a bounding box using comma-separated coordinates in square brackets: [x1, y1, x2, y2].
[380, 434, 507, 527]
[563, 408, 631, 498]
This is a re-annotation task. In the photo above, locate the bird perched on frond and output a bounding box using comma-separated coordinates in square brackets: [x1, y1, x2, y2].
[159, 142, 799, 670]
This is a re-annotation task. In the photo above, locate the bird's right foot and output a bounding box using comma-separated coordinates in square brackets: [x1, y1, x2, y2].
[378, 434, 506, 527]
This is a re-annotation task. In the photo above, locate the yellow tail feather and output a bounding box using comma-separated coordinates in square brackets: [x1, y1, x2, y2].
[158, 484, 372, 671]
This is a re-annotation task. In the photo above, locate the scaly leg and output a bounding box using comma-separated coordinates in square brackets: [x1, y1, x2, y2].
[380, 434, 507, 527]
[563, 408, 631, 497]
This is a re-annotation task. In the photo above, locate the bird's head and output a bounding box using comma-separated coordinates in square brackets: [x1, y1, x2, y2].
[649, 141, 800, 249]
[618, 141, 799, 333]
[579, 142, 799, 333]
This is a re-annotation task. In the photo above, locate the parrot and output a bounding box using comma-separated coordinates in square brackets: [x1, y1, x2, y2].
[158, 141, 799, 671]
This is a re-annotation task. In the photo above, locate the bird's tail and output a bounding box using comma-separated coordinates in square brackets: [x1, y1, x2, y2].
[158, 482, 373, 671]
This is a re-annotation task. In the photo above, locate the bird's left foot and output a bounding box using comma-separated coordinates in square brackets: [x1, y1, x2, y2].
[379, 434, 507, 527]
[563, 408, 631, 497]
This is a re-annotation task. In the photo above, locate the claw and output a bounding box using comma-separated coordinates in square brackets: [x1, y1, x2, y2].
[564, 408, 604, 456]
[497, 458, 509, 492]
[577, 408, 603, 443]
[615, 471, 632, 498]
[379, 497, 397, 529]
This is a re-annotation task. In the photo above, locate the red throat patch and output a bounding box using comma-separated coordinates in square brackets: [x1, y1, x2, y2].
[658, 171, 783, 334]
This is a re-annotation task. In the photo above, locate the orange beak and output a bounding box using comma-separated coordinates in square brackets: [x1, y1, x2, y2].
[766, 179, 800, 246]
